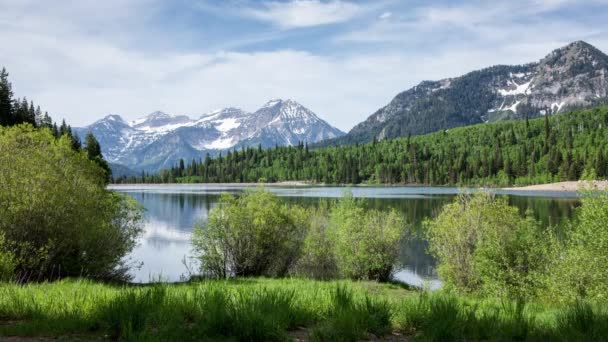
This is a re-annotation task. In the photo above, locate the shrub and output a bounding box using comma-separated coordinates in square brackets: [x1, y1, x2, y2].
[292, 204, 338, 280]
[329, 193, 406, 282]
[0, 233, 16, 282]
[192, 189, 308, 278]
[553, 191, 608, 301]
[0, 125, 143, 281]
[425, 192, 553, 299]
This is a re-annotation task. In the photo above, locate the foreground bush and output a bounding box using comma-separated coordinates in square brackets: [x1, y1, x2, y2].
[0, 125, 143, 281]
[425, 192, 553, 299]
[192, 189, 308, 278]
[0, 233, 16, 282]
[329, 194, 406, 282]
[194, 190, 407, 282]
[292, 204, 338, 280]
[553, 191, 608, 301]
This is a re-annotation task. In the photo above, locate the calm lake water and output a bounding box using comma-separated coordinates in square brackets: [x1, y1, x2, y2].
[110, 185, 580, 288]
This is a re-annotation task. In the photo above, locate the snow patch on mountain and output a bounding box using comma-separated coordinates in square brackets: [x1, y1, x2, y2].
[498, 80, 532, 96]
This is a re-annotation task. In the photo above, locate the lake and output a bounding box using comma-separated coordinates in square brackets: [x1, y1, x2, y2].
[110, 185, 580, 287]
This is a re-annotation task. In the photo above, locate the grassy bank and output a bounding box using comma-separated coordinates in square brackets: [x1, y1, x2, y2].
[1, 278, 607, 341]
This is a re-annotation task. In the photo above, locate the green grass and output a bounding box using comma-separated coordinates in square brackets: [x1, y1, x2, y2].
[1, 278, 607, 341]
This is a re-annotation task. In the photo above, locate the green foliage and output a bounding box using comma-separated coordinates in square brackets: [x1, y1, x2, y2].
[0, 125, 143, 281]
[120, 106, 608, 186]
[425, 192, 553, 299]
[0, 233, 16, 282]
[192, 189, 307, 278]
[329, 194, 406, 282]
[293, 204, 338, 280]
[552, 191, 608, 301]
[193, 190, 406, 282]
[310, 286, 392, 341]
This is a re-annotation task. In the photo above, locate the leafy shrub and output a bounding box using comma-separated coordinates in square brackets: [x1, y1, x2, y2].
[0, 125, 143, 281]
[553, 191, 608, 300]
[329, 193, 406, 282]
[0, 233, 16, 282]
[292, 204, 338, 280]
[192, 189, 308, 278]
[425, 192, 553, 299]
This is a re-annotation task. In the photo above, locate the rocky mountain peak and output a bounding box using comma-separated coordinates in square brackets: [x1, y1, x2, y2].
[540, 40, 608, 69]
[92, 114, 129, 127]
[132, 111, 192, 129]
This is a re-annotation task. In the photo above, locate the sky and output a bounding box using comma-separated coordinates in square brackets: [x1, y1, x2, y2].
[1, 0, 608, 131]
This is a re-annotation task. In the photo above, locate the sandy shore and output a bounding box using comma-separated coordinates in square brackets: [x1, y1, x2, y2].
[503, 180, 608, 192]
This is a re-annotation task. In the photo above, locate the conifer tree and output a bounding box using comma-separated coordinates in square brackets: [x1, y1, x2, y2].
[0, 67, 13, 126]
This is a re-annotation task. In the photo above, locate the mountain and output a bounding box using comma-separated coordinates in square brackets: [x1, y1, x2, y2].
[323, 41, 608, 146]
[75, 100, 343, 172]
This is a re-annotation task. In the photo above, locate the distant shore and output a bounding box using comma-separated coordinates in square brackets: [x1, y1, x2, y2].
[109, 180, 608, 192]
[502, 180, 608, 192]
[108, 181, 315, 188]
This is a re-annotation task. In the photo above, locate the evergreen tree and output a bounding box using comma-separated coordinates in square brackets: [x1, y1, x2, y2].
[85, 132, 102, 159]
[0, 67, 13, 126]
[84, 132, 111, 183]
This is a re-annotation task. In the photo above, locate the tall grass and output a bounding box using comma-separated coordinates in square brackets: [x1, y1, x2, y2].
[1, 279, 608, 341]
[0, 278, 394, 341]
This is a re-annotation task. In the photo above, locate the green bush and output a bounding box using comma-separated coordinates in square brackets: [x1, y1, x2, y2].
[329, 194, 406, 282]
[192, 189, 308, 278]
[0, 125, 143, 281]
[425, 192, 553, 299]
[0, 233, 16, 282]
[292, 204, 338, 280]
[553, 191, 608, 301]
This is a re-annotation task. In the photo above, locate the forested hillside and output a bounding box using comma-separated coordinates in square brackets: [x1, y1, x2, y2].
[117, 106, 608, 186]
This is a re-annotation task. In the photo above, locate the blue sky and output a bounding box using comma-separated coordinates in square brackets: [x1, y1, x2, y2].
[1, 0, 607, 130]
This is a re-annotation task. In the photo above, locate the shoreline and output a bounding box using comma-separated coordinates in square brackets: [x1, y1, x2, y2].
[109, 180, 608, 192]
[502, 180, 608, 192]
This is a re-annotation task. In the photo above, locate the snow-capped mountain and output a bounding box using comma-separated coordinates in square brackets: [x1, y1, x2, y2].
[75, 100, 344, 172]
[322, 40, 608, 146]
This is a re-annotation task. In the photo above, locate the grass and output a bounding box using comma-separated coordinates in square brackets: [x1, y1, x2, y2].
[0, 278, 607, 341]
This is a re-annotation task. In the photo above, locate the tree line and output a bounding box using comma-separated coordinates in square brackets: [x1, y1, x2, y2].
[117, 106, 608, 186]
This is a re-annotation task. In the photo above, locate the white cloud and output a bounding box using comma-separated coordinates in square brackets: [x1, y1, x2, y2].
[244, 0, 364, 29]
[379, 11, 392, 20]
[1, 0, 608, 134]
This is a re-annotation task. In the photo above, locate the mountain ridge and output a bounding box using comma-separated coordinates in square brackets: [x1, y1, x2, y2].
[75, 99, 344, 173]
[318, 40, 608, 146]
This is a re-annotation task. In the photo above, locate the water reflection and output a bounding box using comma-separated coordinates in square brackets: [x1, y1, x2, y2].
[112, 185, 580, 285]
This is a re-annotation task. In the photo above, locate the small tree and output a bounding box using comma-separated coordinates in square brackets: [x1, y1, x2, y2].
[293, 203, 338, 280]
[192, 189, 307, 278]
[425, 192, 553, 299]
[329, 193, 406, 282]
